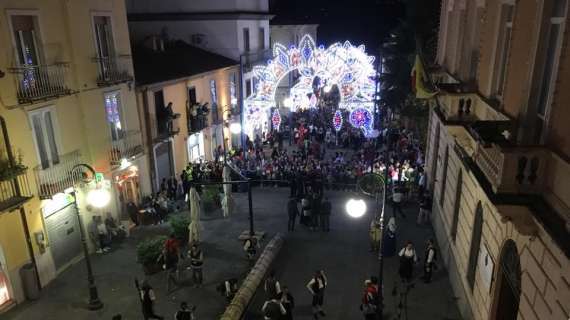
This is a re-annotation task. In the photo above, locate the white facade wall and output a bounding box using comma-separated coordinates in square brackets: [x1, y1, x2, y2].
[126, 0, 268, 13]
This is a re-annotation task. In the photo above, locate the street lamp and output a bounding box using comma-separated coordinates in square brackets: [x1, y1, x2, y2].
[230, 122, 242, 135]
[68, 163, 108, 310]
[346, 198, 367, 218]
[283, 97, 293, 108]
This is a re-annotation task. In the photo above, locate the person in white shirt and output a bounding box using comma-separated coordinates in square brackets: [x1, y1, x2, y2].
[422, 239, 437, 283]
[391, 185, 405, 218]
[398, 241, 417, 282]
[306, 270, 327, 319]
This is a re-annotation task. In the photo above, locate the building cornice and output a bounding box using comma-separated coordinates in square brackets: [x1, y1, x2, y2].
[128, 11, 275, 22]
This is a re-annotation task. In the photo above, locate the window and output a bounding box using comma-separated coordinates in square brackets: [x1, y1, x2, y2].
[246, 79, 252, 98]
[259, 27, 265, 50]
[11, 15, 41, 66]
[533, 0, 567, 143]
[451, 169, 463, 242]
[188, 87, 197, 106]
[210, 80, 218, 123]
[93, 16, 115, 59]
[30, 108, 60, 169]
[439, 146, 450, 207]
[243, 28, 250, 51]
[104, 91, 124, 141]
[492, 4, 514, 97]
[467, 202, 484, 290]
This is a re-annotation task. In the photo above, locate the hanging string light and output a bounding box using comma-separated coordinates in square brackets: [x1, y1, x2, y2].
[271, 108, 282, 130]
[333, 110, 343, 132]
[349, 108, 373, 130]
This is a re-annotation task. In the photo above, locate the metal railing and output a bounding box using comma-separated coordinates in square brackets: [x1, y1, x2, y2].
[0, 170, 33, 212]
[156, 113, 181, 139]
[9, 63, 73, 104]
[33, 150, 83, 199]
[188, 114, 209, 134]
[109, 130, 143, 165]
[475, 144, 504, 189]
[93, 55, 133, 86]
[241, 49, 272, 72]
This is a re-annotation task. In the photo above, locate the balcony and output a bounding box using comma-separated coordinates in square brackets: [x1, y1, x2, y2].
[0, 165, 33, 212]
[8, 63, 74, 104]
[156, 113, 181, 141]
[93, 55, 133, 87]
[109, 130, 143, 166]
[241, 49, 272, 73]
[436, 92, 509, 123]
[33, 150, 83, 199]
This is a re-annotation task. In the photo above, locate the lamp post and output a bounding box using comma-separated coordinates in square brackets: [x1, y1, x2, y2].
[346, 172, 387, 320]
[69, 163, 110, 310]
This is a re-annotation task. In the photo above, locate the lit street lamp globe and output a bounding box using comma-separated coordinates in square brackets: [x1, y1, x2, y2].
[323, 85, 332, 93]
[230, 122, 242, 134]
[283, 97, 293, 108]
[87, 189, 111, 208]
[346, 199, 367, 218]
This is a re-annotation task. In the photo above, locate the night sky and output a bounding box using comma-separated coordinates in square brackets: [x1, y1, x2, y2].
[270, 0, 407, 51]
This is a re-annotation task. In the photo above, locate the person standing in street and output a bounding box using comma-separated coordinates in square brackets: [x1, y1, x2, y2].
[369, 219, 381, 253]
[261, 296, 287, 320]
[189, 244, 204, 288]
[311, 193, 321, 232]
[164, 233, 180, 292]
[382, 217, 397, 257]
[422, 239, 437, 283]
[392, 185, 405, 219]
[306, 270, 328, 319]
[278, 286, 295, 320]
[287, 197, 299, 231]
[174, 302, 196, 320]
[417, 194, 432, 225]
[360, 280, 378, 320]
[264, 270, 282, 299]
[138, 280, 164, 320]
[320, 196, 331, 232]
[398, 241, 418, 282]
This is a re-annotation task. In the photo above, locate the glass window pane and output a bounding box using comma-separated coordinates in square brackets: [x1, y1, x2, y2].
[105, 92, 123, 140]
[44, 112, 59, 165]
[32, 114, 49, 169]
[553, 0, 567, 17]
[537, 24, 560, 116]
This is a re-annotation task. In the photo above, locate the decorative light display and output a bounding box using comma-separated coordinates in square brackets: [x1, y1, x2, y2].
[349, 108, 373, 131]
[333, 110, 343, 132]
[243, 34, 377, 136]
[271, 109, 282, 130]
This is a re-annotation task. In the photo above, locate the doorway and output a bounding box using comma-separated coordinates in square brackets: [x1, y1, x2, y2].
[490, 239, 521, 320]
[0, 245, 12, 308]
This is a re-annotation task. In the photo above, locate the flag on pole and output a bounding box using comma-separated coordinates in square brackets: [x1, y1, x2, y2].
[411, 55, 438, 99]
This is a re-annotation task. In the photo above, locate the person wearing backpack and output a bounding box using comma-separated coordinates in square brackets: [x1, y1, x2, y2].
[422, 238, 437, 283]
[264, 270, 281, 299]
[261, 297, 286, 320]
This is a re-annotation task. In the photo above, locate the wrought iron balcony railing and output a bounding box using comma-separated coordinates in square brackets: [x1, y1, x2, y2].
[9, 63, 74, 104]
[93, 55, 133, 86]
[0, 167, 32, 212]
[156, 113, 181, 140]
[33, 150, 83, 199]
[109, 130, 143, 166]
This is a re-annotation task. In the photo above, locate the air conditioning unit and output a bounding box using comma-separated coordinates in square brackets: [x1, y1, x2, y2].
[191, 34, 207, 47]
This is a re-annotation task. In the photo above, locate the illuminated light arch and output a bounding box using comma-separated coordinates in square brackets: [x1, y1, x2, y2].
[244, 34, 377, 136]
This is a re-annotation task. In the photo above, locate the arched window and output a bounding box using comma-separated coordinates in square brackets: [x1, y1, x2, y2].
[451, 169, 463, 242]
[467, 201, 483, 290]
[439, 146, 450, 207]
[492, 239, 521, 320]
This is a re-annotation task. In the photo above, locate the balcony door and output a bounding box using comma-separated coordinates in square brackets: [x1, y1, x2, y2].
[104, 91, 125, 141]
[29, 108, 60, 170]
[10, 14, 41, 66]
[93, 15, 116, 80]
[0, 245, 12, 308]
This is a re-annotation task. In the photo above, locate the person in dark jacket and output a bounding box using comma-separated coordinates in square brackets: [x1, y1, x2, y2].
[287, 197, 299, 231]
[174, 302, 196, 320]
[139, 280, 164, 320]
[277, 286, 295, 320]
[320, 197, 331, 232]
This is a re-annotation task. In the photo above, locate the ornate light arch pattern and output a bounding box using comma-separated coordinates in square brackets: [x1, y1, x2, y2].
[244, 35, 377, 135]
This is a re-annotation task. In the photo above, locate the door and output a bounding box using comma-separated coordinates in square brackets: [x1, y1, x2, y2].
[93, 15, 115, 79]
[0, 245, 12, 308]
[491, 239, 521, 320]
[155, 141, 173, 190]
[45, 204, 82, 271]
[30, 108, 60, 169]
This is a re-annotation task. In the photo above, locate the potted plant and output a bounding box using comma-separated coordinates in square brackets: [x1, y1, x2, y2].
[0, 149, 27, 181]
[169, 215, 190, 243]
[202, 185, 221, 212]
[136, 235, 167, 275]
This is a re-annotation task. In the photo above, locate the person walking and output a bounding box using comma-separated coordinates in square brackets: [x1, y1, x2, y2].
[189, 244, 204, 288]
[287, 197, 299, 231]
[278, 286, 295, 320]
[243, 236, 260, 261]
[261, 296, 287, 320]
[301, 194, 311, 226]
[398, 241, 418, 282]
[320, 196, 331, 232]
[392, 185, 405, 218]
[264, 271, 282, 299]
[417, 194, 432, 225]
[174, 302, 196, 320]
[360, 280, 378, 320]
[311, 193, 321, 231]
[164, 233, 180, 292]
[138, 280, 164, 320]
[382, 217, 397, 257]
[369, 219, 381, 253]
[306, 270, 328, 319]
[422, 238, 437, 283]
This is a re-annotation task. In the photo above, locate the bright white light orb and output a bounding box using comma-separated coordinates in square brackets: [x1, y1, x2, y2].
[87, 189, 111, 208]
[346, 199, 367, 218]
[231, 97, 238, 105]
[230, 123, 242, 134]
[323, 85, 332, 93]
[283, 97, 293, 108]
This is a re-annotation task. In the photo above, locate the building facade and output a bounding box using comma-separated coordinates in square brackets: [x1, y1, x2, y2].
[427, 0, 570, 320]
[132, 40, 240, 192]
[0, 0, 148, 311]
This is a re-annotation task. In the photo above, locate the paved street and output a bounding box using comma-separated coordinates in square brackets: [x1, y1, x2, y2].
[3, 186, 461, 320]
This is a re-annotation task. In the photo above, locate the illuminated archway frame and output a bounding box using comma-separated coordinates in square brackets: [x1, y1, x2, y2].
[244, 34, 377, 135]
